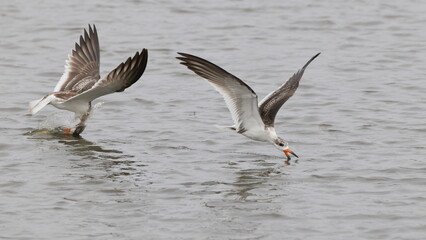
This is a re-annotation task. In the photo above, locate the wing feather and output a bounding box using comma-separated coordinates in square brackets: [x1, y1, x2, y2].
[63, 49, 148, 104]
[258, 52, 320, 127]
[54, 25, 100, 93]
[177, 52, 264, 132]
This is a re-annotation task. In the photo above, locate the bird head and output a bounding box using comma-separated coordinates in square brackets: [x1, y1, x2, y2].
[274, 137, 298, 161]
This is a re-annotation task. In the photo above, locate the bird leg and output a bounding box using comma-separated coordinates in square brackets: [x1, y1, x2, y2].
[72, 105, 92, 137]
[73, 124, 86, 137]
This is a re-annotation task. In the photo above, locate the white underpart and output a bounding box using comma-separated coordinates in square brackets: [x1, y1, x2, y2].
[50, 97, 90, 116]
[208, 82, 265, 134]
[242, 125, 278, 143]
[209, 84, 278, 143]
[196, 74, 280, 144]
[30, 93, 91, 120]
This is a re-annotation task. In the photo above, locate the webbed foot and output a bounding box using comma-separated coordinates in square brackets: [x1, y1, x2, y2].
[63, 128, 72, 135]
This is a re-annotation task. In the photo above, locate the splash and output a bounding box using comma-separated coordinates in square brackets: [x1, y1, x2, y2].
[93, 101, 104, 110]
[37, 112, 75, 130]
[36, 102, 103, 130]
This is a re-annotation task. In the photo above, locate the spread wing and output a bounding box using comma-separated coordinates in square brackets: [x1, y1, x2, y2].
[54, 24, 100, 93]
[177, 52, 264, 133]
[63, 49, 148, 104]
[258, 52, 320, 127]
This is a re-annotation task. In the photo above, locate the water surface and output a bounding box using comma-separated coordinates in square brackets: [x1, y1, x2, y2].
[0, 0, 425, 239]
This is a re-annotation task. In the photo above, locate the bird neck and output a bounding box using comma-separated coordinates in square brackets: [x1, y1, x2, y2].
[265, 126, 279, 143]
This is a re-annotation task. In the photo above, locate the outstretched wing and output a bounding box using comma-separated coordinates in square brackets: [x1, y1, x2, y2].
[54, 24, 100, 93]
[63, 49, 148, 104]
[177, 52, 264, 133]
[258, 52, 320, 127]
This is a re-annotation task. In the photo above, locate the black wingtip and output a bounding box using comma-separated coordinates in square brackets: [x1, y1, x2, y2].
[302, 52, 321, 69]
[85, 24, 97, 36]
[141, 48, 148, 56]
[86, 24, 93, 33]
[141, 48, 148, 65]
[132, 48, 148, 70]
[176, 52, 191, 64]
[176, 56, 186, 62]
[313, 52, 321, 59]
[139, 48, 148, 75]
[176, 52, 197, 59]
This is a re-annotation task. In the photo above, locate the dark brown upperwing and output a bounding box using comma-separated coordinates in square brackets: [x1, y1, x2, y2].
[63, 49, 148, 104]
[258, 53, 320, 127]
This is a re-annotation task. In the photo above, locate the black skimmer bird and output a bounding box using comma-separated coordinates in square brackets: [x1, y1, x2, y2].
[177, 52, 320, 161]
[29, 25, 148, 136]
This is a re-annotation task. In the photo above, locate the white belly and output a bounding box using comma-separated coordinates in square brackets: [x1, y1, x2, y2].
[241, 126, 275, 142]
[242, 128, 270, 142]
[51, 98, 90, 114]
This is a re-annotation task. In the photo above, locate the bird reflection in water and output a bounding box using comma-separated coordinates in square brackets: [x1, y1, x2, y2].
[227, 163, 283, 201]
[25, 128, 143, 180]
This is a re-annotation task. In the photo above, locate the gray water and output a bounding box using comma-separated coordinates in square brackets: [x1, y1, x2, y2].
[1, 0, 426, 239]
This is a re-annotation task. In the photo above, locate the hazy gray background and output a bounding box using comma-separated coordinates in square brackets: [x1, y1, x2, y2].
[0, 0, 425, 239]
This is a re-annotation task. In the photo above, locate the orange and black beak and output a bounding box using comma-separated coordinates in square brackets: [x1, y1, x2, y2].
[283, 149, 299, 161]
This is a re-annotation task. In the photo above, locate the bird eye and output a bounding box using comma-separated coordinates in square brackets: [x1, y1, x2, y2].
[279, 143, 284, 147]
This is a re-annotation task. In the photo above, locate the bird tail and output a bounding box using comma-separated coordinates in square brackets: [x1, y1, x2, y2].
[214, 125, 236, 131]
[29, 94, 55, 115]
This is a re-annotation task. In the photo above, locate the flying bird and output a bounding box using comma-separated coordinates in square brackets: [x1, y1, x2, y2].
[29, 25, 148, 136]
[177, 52, 320, 161]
